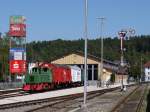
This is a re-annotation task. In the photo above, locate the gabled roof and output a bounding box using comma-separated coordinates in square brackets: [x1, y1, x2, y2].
[66, 51, 118, 64]
[144, 61, 150, 67]
[51, 51, 119, 71]
[52, 51, 119, 65]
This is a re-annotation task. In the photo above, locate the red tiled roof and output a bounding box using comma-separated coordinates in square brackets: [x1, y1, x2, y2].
[144, 61, 150, 67]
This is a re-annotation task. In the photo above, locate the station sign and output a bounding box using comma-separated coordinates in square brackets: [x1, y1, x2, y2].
[10, 60, 26, 74]
[9, 24, 26, 37]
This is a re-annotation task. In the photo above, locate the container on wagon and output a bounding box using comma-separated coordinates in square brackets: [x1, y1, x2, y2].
[69, 66, 81, 83]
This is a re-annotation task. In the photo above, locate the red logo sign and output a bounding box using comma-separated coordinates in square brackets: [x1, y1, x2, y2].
[10, 60, 26, 74]
[9, 24, 26, 37]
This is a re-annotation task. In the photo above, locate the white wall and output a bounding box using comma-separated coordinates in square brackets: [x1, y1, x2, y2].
[144, 67, 150, 81]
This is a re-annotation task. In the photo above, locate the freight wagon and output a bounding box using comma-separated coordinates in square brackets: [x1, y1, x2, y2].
[70, 65, 82, 84]
[23, 63, 83, 91]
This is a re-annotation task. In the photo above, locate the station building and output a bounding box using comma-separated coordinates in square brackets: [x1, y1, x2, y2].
[51, 51, 128, 85]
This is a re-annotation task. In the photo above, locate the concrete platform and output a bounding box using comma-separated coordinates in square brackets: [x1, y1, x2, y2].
[0, 84, 123, 106]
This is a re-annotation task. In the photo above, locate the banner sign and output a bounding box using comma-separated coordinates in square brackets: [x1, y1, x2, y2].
[9, 24, 26, 37]
[10, 60, 26, 74]
[9, 48, 26, 60]
[9, 48, 26, 74]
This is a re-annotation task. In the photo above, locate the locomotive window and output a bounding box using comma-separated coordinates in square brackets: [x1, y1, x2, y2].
[32, 68, 38, 72]
[30, 76, 34, 82]
[43, 68, 48, 72]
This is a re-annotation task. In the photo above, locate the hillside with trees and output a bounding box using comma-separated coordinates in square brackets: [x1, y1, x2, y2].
[26, 35, 150, 79]
[1, 34, 150, 81]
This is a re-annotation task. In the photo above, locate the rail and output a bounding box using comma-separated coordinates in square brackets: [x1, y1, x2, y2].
[110, 84, 148, 112]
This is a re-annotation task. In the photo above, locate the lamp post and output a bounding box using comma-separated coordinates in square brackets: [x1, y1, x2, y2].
[97, 17, 105, 86]
[83, 0, 88, 106]
[140, 56, 143, 83]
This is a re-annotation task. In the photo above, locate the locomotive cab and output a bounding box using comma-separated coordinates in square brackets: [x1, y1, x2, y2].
[23, 67, 53, 91]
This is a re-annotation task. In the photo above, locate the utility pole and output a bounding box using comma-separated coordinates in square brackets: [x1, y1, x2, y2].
[97, 17, 105, 86]
[83, 0, 88, 106]
[140, 57, 143, 82]
[9, 36, 12, 82]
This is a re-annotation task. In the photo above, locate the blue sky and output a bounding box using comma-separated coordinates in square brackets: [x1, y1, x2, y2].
[0, 0, 150, 42]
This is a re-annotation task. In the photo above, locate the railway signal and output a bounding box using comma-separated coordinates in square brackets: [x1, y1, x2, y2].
[118, 30, 127, 91]
[118, 28, 135, 91]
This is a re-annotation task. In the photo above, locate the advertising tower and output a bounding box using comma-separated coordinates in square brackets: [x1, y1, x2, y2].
[8, 16, 26, 81]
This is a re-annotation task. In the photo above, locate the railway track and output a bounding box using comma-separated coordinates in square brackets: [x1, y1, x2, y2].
[0, 90, 30, 99]
[110, 84, 148, 112]
[26, 85, 138, 112]
[26, 87, 121, 112]
[0, 88, 22, 95]
[0, 86, 120, 110]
